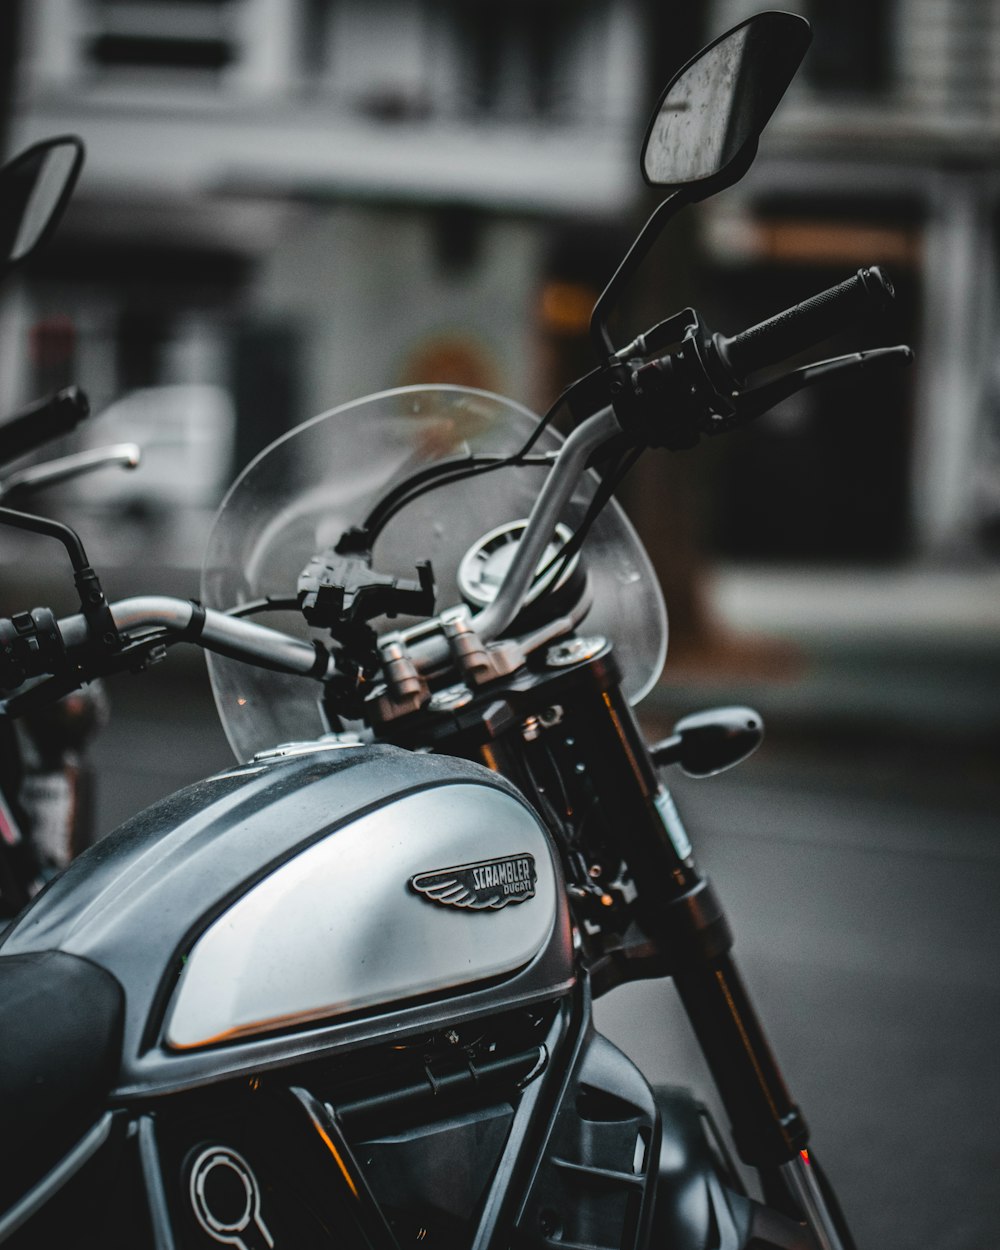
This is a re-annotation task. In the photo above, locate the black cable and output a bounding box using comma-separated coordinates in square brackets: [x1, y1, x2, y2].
[354, 392, 569, 549]
[357, 453, 552, 549]
[516, 389, 566, 455]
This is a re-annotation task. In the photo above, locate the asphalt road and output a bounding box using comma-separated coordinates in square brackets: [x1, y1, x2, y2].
[596, 758, 1000, 1250]
[88, 661, 999, 1250]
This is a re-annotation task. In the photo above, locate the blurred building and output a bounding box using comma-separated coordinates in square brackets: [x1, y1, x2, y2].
[2, 0, 999, 586]
[1, 0, 684, 581]
[6, 0, 655, 428]
[709, 0, 1000, 565]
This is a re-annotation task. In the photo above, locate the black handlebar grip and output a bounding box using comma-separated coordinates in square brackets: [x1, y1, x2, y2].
[0, 385, 90, 466]
[0, 618, 22, 691]
[717, 267, 895, 380]
[0, 609, 67, 693]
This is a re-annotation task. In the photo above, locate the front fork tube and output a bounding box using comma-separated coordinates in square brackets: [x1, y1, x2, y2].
[566, 666, 852, 1250]
[672, 955, 850, 1250]
[780, 1154, 851, 1250]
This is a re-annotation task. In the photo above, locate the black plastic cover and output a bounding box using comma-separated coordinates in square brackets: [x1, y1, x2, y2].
[0, 950, 123, 1208]
[518, 1031, 660, 1250]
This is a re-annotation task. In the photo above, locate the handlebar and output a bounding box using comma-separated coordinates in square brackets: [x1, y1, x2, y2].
[456, 268, 905, 661]
[470, 405, 619, 644]
[408, 263, 903, 664]
[714, 266, 895, 380]
[0, 386, 90, 466]
[1, 596, 334, 702]
[0, 269, 908, 710]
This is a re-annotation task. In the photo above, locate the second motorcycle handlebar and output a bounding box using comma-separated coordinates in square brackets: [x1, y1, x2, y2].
[0, 386, 90, 466]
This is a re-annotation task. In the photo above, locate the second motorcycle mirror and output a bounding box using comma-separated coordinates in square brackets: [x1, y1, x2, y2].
[0, 136, 84, 280]
[641, 10, 810, 190]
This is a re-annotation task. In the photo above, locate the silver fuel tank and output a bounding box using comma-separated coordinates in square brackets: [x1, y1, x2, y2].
[0, 743, 574, 1096]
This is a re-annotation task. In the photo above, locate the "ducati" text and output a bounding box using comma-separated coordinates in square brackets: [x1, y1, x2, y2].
[471, 857, 533, 895]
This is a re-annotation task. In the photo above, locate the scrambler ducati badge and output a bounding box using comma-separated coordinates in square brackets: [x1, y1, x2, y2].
[410, 854, 537, 910]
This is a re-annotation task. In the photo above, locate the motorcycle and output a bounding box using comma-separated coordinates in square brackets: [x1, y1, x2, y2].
[0, 134, 141, 914]
[0, 13, 911, 1249]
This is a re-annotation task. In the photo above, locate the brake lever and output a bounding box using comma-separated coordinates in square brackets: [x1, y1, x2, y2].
[0, 443, 140, 504]
[713, 344, 913, 433]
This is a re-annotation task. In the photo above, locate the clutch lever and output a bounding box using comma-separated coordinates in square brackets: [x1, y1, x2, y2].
[1, 633, 170, 718]
[714, 344, 913, 433]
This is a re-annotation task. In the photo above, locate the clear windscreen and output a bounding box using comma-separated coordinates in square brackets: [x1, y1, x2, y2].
[201, 386, 667, 761]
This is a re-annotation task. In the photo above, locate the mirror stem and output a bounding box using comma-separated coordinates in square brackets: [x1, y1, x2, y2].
[589, 190, 690, 361]
[0, 504, 89, 572]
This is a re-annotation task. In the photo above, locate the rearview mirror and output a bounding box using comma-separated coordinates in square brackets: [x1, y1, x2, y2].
[641, 11, 810, 190]
[0, 136, 84, 280]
